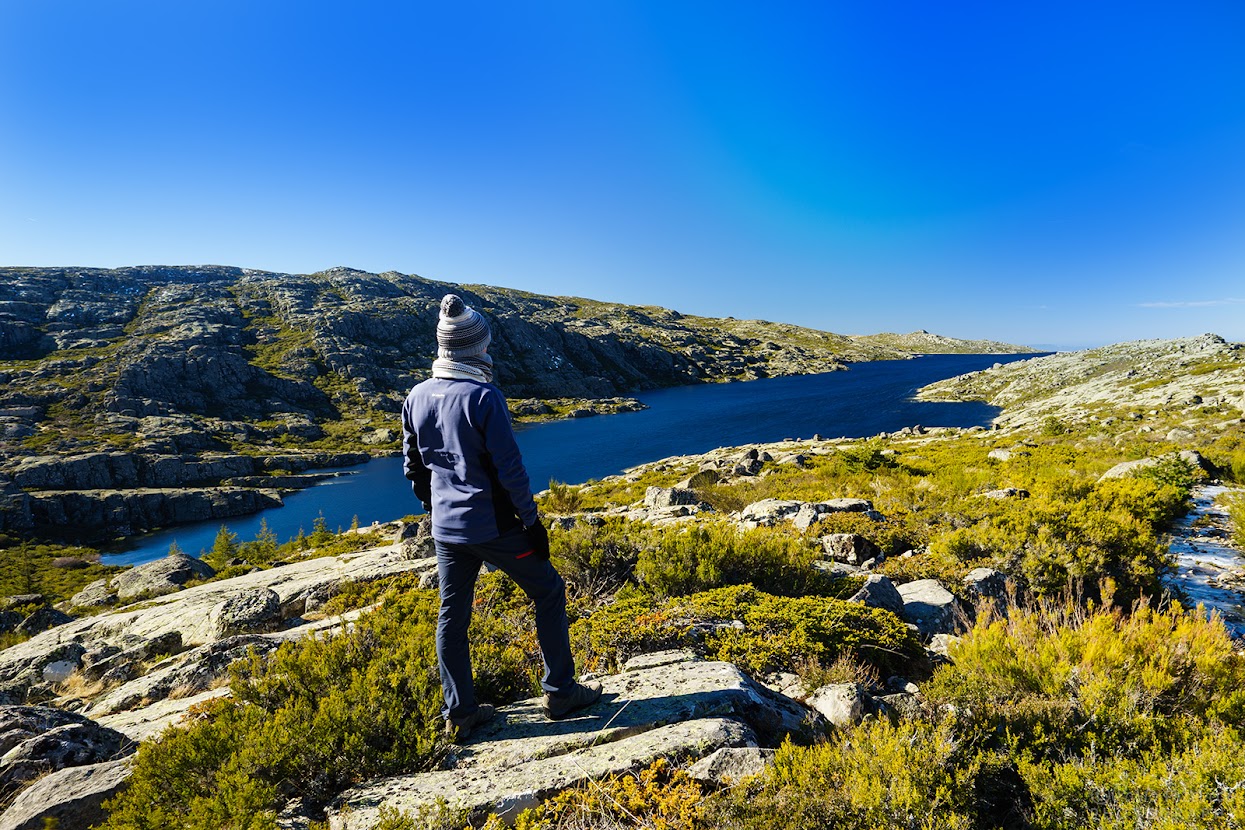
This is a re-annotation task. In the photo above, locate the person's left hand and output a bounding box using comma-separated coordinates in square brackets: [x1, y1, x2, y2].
[524, 520, 550, 561]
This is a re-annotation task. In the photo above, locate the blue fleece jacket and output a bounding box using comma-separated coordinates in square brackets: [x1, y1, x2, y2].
[401, 377, 539, 544]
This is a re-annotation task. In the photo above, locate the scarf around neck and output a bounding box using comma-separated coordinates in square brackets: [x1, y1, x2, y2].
[431, 354, 494, 384]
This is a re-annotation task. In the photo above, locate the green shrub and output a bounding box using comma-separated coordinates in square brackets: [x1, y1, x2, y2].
[838, 438, 898, 472]
[710, 597, 1245, 830]
[548, 518, 647, 601]
[1130, 453, 1198, 497]
[634, 522, 848, 599]
[916, 487, 1173, 606]
[808, 512, 922, 557]
[1227, 494, 1245, 550]
[923, 601, 1245, 761]
[709, 721, 980, 830]
[1088, 475, 1188, 528]
[542, 480, 583, 513]
[572, 584, 915, 679]
[311, 572, 426, 618]
[1020, 725, 1245, 829]
[876, 547, 985, 586]
[98, 575, 542, 829]
[1042, 416, 1070, 436]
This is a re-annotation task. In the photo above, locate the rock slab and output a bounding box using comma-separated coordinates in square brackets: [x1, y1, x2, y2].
[848, 575, 906, 619]
[897, 579, 961, 638]
[111, 553, 216, 602]
[686, 746, 775, 787]
[0, 758, 132, 830]
[327, 653, 821, 827]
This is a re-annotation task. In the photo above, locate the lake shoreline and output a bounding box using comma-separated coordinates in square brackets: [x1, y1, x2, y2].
[99, 354, 1035, 565]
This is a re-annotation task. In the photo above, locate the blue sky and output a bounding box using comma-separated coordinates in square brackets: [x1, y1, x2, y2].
[2, 2, 1243, 350]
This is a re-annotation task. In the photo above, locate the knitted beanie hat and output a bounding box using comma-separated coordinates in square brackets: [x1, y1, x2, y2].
[436, 294, 491, 359]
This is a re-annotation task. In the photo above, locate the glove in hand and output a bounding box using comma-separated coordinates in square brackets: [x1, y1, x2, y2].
[524, 520, 551, 561]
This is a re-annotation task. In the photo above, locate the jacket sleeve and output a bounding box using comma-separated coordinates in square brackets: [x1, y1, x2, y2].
[480, 389, 539, 527]
[401, 396, 432, 509]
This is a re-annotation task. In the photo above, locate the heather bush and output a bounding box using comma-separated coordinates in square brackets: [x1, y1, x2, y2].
[924, 600, 1245, 760]
[805, 511, 923, 556]
[634, 522, 848, 599]
[709, 721, 980, 830]
[513, 759, 707, 830]
[548, 517, 647, 601]
[99, 576, 541, 829]
[571, 583, 915, 679]
[1020, 726, 1245, 829]
[548, 519, 858, 602]
[708, 597, 1245, 830]
[1129, 452, 1198, 494]
[916, 482, 1175, 605]
[543, 479, 584, 513]
[1227, 493, 1245, 550]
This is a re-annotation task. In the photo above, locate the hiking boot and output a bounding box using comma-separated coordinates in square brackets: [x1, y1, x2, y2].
[445, 703, 496, 742]
[543, 681, 603, 720]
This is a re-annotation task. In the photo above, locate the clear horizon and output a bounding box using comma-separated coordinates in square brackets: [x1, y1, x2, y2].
[3, 2, 1243, 352]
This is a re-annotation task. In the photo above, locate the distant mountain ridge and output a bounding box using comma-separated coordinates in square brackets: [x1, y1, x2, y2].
[851, 329, 1033, 355]
[918, 333, 1245, 430]
[0, 264, 1029, 457]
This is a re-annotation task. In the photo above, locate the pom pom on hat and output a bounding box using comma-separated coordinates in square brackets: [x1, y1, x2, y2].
[436, 294, 491, 358]
[440, 294, 468, 321]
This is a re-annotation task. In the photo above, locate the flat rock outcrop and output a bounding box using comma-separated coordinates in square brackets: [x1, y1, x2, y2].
[738, 497, 877, 531]
[327, 652, 823, 827]
[93, 688, 232, 744]
[82, 634, 273, 719]
[0, 546, 432, 704]
[0, 720, 128, 799]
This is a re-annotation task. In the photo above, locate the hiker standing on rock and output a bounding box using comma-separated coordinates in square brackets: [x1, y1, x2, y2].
[401, 294, 602, 740]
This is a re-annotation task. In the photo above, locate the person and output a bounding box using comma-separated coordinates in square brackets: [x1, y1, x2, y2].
[401, 293, 602, 740]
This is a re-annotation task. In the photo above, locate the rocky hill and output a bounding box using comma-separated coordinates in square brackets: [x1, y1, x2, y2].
[850, 329, 1033, 354]
[0, 265, 1026, 542]
[917, 333, 1245, 430]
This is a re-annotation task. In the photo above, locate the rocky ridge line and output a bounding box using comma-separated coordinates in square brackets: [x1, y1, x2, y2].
[917, 333, 1245, 430]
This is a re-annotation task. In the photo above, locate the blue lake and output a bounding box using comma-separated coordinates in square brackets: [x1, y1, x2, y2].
[104, 353, 1033, 565]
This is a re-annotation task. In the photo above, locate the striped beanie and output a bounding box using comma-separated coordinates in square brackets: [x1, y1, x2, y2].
[436, 294, 491, 359]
